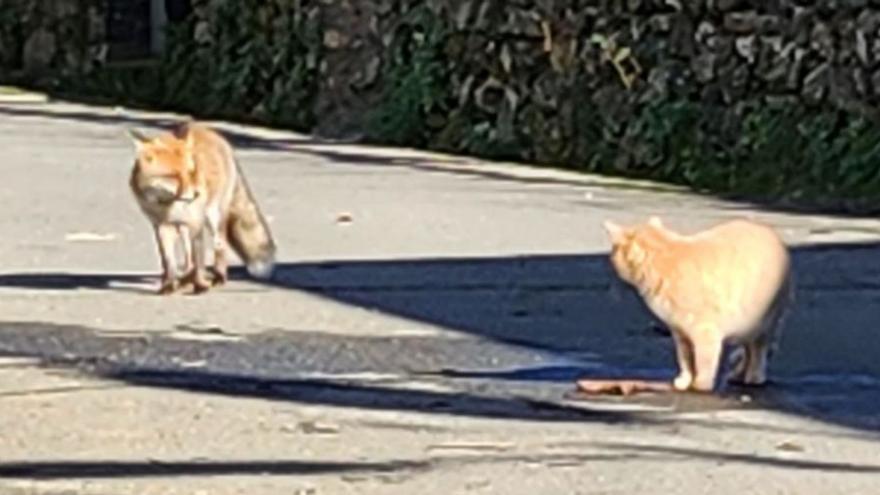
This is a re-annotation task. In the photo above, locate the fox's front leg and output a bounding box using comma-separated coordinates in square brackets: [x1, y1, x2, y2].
[181, 227, 212, 294]
[155, 224, 181, 295]
[177, 225, 193, 275]
[205, 207, 228, 286]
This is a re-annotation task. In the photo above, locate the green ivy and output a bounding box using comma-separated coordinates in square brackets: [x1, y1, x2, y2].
[592, 97, 880, 207]
[364, 5, 452, 147]
[158, 1, 320, 130]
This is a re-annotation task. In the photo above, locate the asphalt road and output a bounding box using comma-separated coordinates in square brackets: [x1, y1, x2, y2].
[0, 100, 879, 494]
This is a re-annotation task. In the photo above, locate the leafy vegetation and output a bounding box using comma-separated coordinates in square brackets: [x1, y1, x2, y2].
[597, 98, 880, 209]
[156, 1, 320, 130]
[363, 5, 452, 147]
[50, 1, 321, 131]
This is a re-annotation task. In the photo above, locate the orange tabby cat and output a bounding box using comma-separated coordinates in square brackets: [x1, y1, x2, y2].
[603, 216, 793, 393]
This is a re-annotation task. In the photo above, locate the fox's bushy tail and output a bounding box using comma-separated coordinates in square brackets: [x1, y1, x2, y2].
[226, 166, 276, 279]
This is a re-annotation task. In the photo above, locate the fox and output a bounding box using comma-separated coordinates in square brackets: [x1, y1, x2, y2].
[602, 216, 793, 393]
[126, 121, 276, 295]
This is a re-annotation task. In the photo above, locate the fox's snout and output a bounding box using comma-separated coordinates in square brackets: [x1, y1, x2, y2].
[175, 174, 202, 203]
[176, 187, 201, 203]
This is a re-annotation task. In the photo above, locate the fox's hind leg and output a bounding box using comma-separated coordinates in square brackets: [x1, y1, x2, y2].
[205, 206, 229, 286]
[176, 225, 193, 275]
[181, 227, 211, 294]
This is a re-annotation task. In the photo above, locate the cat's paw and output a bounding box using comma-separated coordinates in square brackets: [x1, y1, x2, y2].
[742, 369, 767, 386]
[673, 373, 693, 391]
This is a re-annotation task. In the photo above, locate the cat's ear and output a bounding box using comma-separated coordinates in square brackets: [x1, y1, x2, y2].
[648, 216, 664, 229]
[603, 220, 625, 244]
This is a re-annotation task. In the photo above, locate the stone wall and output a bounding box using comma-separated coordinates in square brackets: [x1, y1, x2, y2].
[307, 1, 880, 162]
[8, 1, 880, 117]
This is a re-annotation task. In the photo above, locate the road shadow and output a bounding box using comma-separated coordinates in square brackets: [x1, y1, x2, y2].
[1, 240, 879, 432]
[589, 442, 880, 473]
[2, 444, 878, 480]
[0, 104, 320, 151]
[0, 322, 631, 425]
[0, 458, 423, 479]
[100, 367, 622, 423]
[0, 272, 155, 293]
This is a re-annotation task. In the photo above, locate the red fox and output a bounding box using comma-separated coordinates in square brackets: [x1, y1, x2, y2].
[603, 216, 793, 392]
[126, 121, 276, 294]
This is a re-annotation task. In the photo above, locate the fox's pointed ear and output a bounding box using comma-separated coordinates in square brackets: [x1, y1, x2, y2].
[184, 128, 196, 150]
[603, 220, 625, 244]
[125, 128, 150, 150]
[648, 216, 664, 228]
[171, 118, 194, 139]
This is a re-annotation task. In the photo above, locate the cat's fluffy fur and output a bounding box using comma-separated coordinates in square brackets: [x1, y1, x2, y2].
[604, 216, 793, 392]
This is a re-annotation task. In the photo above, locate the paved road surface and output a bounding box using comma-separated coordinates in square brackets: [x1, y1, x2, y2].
[0, 101, 879, 495]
